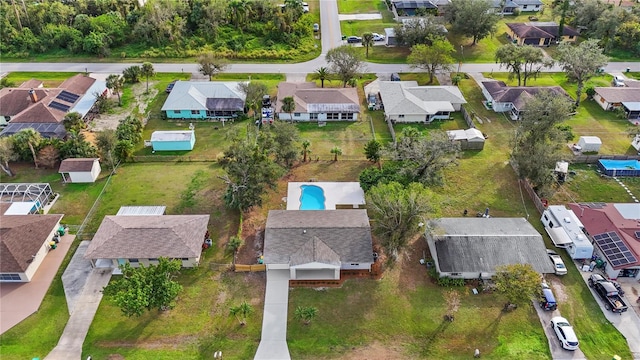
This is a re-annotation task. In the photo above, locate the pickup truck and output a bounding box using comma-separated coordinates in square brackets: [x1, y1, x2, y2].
[588, 274, 628, 314]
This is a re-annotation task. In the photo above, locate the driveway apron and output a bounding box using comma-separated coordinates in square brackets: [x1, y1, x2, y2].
[254, 269, 291, 360]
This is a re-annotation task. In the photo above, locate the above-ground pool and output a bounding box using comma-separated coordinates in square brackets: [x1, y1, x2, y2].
[598, 159, 640, 177]
[299, 185, 326, 210]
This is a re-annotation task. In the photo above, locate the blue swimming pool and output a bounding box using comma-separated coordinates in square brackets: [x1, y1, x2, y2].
[299, 185, 326, 210]
[598, 159, 640, 177]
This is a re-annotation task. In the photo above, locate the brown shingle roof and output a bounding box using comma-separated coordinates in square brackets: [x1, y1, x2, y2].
[18, 79, 44, 89]
[595, 88, 640, 102]
[59, 158, 99, 173]
[10, 102, 66, 123]
[59, 74, 96, 95]
[276, 82, 360, 113]
[0, 88, 50, 116]
[507, 22, 579, 39]
[84, 215, 210, 260]
[0, 214, 63, 272]
[482, 81, 569, 109]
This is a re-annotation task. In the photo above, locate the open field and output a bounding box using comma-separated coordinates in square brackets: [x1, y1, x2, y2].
[337, 0, 388, 13]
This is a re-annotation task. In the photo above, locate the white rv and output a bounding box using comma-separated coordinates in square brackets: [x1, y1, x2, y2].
[542, 205, 594, 260]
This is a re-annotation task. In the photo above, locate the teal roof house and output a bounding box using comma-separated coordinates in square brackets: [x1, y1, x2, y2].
[151, 130, 196, 151]
[161, 81, 246, 120]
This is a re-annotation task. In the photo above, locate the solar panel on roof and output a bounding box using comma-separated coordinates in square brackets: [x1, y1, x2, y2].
[594, 231, 637, 267]
[49, 101, 70, 112]
[56, 90, 80, 103]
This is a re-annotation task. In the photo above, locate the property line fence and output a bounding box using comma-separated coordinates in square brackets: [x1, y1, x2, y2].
[385, 116, 397, 145]
[571, 154, 640, 164]
[520, 179, 546, 215]
[131, 155, 218, 163]
[460, 106, 476, 129]
[234, 264, 266, 272]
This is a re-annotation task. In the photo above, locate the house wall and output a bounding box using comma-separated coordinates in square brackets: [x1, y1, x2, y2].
[67, 171, 95, 183]
[166, 109, 208, 119]
[342, 262, 371, 271]
[387, 114, 427, 123]
[593, 93, 615, 111]
[291, 268, 340, 280]
[277, 112, 358, 122]
[0, 221, 60, 283]
[152, 140, 194, 151]
[493, 102, 513, 112]
[90, 161, 101, 181]
[458, 139, 485, 150]
[122, 257, 199, 268]
[517, 3, 542, 11]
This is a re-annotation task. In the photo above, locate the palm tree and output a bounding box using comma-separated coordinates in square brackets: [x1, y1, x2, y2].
[106, 74, 124, 106]
[141, 62, 155, 93]
[230, 301, 253, 326]
[301, 140, 311, 162]
[362, 32, 374, 59]
[330, 146, 342, 161]
[227, 236, 243, 267]
[14, 128, 42, 169]
[281, 96, 296, 122]
[314, 67, 329, 88]
[63, 112, 85, 132]
[294, 306, 318, 325]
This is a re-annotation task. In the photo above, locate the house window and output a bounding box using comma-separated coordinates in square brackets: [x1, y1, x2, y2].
[149, 258, 159, 262]
[342, 113, 354, 120]
[568, 36, 574, 40]
[181, 258, 190, 261]
[450, 272, 461, 276]
[4, 116, 10, 121]
[523, 4, 528, 8]
[173, 110, 180, 114]
[310, 113, 318, 120]
[0, 274, 21, 281]
[327, 113, 340, 120]
[399, 114, 405, 118]
[351, 263, 359, 266]
[128, 258, 139, 263]
[293, 113, 301, 117]
[191, 110, 200, 115]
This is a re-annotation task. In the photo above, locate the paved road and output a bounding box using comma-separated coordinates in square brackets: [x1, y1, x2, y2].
[319, 0, 342, 55]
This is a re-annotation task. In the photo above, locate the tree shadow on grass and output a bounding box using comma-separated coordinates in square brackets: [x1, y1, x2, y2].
[417, 318, 452, 357]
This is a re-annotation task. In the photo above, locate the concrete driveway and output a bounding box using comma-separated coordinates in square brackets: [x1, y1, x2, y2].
[533, 299, 587, 359]
[254, 269, 291, 360]
[0, 234, 74, 335]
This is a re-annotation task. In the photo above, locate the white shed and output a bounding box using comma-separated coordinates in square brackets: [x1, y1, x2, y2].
[632, 134, 640, 153]
[58, 158, 101, 183]
[577, 136, 602, 153]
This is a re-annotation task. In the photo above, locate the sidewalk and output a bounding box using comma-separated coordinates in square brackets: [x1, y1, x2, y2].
[45, 268, 112, 360]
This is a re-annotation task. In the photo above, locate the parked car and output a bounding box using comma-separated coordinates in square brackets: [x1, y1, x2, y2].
[313, 23, 319, 32]
[547, 249, 567, 275]
[302, 2, 309, 12]
[262, 94, 272, 108]
[539, 283, 557, 311]
[588, 274, 628, 313]
[550, 316, 579, 351]
[390, 73, 400, 81]
[613, 76, 626, 87]
[372, 33, 385, 41]
[347, 36, 362, 44]
[165, 81, 177, 93]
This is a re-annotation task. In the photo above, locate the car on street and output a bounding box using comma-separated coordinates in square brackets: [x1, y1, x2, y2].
[372, 33, 385, 41]
[347, 36, 362, 44]
[550, 316, 579, 351]
[165, 80, 177, 93]
[547, 249, 567, 275]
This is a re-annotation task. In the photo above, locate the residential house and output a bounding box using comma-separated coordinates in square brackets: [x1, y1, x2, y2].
[58, 158, 101, 183]
[150, 130, 196, 151]
[481, 80, 570, 120]
[567, 203, 640, 280]
[0, 214, 64, 282]
[512, 0, 544, 12]
[275, 82, 360, 122]
[593, 87, 640, 121]
[426, 217, 555, 279]
[491, 0, 519, 14]
[506, 22, 579, 46]
[263, 210, 374, 280]
[161, 81, 246, 120]
[379, 81, 467, 123]
[391, 0, 438, 18]
[0, 74, 107, 138]
[446, 128, 485, 150]
[84, 215, 210, 268]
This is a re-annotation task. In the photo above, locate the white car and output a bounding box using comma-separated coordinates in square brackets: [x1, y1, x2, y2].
[550, 316, 579, 351]
[547, 249, 567, 276]
[613, 76, 625, 87]
[372, 33, 385, 41]
[302, 2, 309, 12]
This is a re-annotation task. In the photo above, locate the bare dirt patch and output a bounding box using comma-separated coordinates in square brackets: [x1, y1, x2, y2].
[335, 341, 410, 360]
[90, 81, 159, 131]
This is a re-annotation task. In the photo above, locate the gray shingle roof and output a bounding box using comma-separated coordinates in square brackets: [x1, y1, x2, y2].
[1, 214, 63, 272]
[264, 210, 373, 265]
[429, 218, 554, 274]
[482, 81, 569, 109]
[379, 81, 467, 116]
[595, 87, 640, 102]
[84, 215, 210, 260]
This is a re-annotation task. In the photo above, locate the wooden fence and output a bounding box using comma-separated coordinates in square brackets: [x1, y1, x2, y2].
[460, 106, 476, 129]
[234, 264, 266, 272]
[131, 155, 218, 163]
[520, 179, 546, 215]
[571, 154, 640, 164]
[385, 116, 397, 145]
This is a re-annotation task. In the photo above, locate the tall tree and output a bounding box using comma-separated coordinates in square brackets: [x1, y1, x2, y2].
[556, 39, 608, 106]
[103, 258, 183, 317]
[281, 96, 296, 122]
[227, 236, 243, 267]
[366, 181, 432, 261]
[63, 112, 85, 132]
[325, 46, 366, 87]
[140, 62, 155, 93]
[407, 40, 455, 84]
[294, 306, 318, 325]
[445, 0, 498, 45]
[364, 139, 382, 166]
[494, 264, 541, 309]
[495, 44, 551, 86]
[511, 91, 573, 193]
[230, 301, 253, 326]
[59, 130, 97, 159]
[393, 16, 447, 47]
[388, 128, 460, 186]
[301, 140, 311, 162]
[237, 81, 268, 119]
[313, 67, 329, 88]
[0, 136, 19, 176]
[362, 32, 374, 59]
[37, 144, 59, 169]
[330, 146, 342, 161]
[557, 0, 570, 38]
[13, 128, 42, 169]
[122, 65, 141, 84]
[106, 74, 124, 106]
[198, 52, 229, 81]
[95, 129, 118, 169]
[263, 121, 300, 167]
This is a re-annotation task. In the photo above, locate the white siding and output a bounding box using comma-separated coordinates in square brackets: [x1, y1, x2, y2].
[593, 93, 613, 111]
[388, 114, 426, 123]
[342, 262, 371, 270]
[277, 112, 358, 122]
[90, 161, 101, 181]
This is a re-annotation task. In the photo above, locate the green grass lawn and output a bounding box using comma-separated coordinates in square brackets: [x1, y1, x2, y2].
[4, 71, 81, 87]
[549, 163, 640, 204]
[341, 19, 394, 38]
[337, 0, 388, 13]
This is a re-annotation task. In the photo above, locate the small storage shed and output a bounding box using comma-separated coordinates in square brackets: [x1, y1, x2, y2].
[151, 130, 196, 151]
[59, 158, 101, 183]
[577, 136, 602, 153]
[632, 134, 640, 153]
[446, 128, 485, 150]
